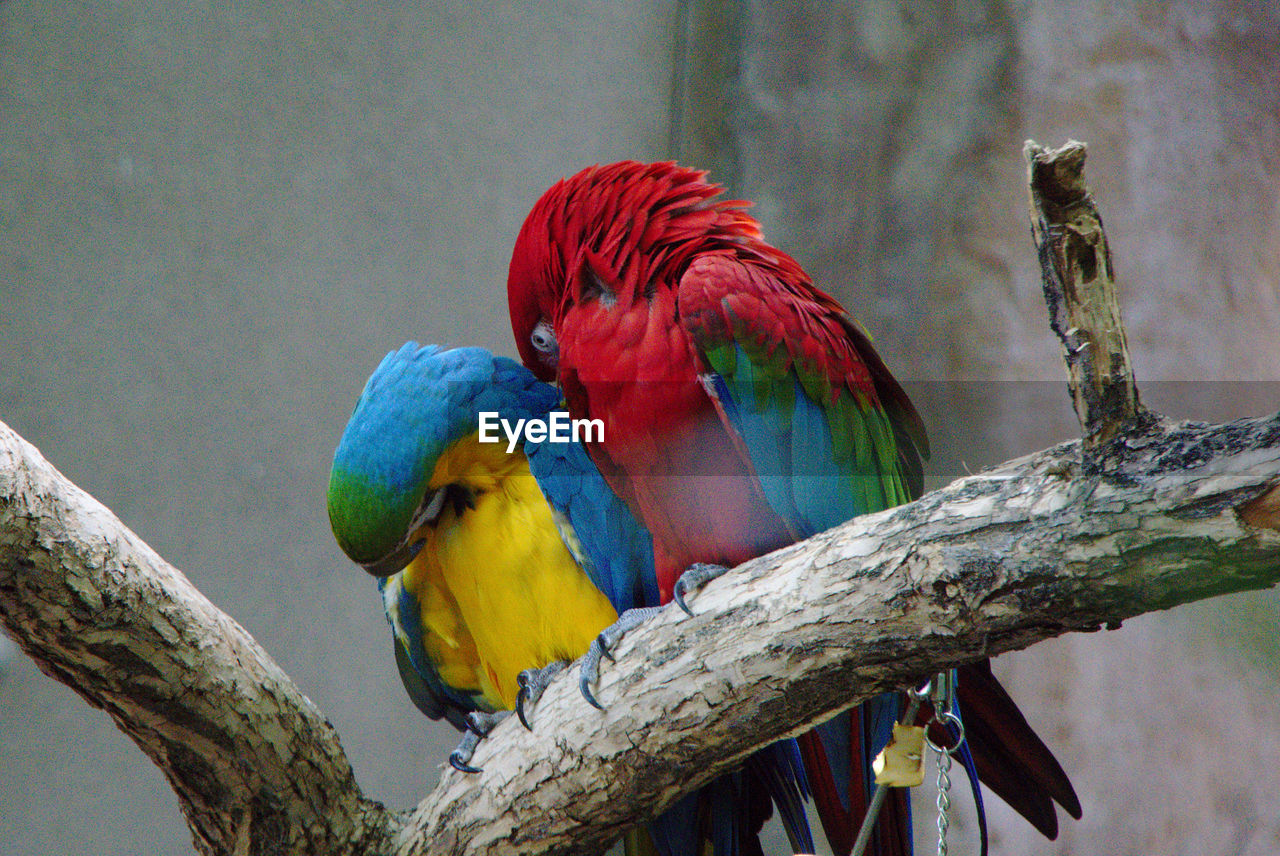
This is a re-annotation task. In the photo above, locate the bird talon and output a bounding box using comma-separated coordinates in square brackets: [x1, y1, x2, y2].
[447, 710, 510, 774]
[673, 580, 695, 617]
[516, 686, 533, 731]
[449, 751, 482, 774]
[514, 661, 568, 730]
[580, 678, 605, 712]
[580, 636, 611, 710]
[577, 606, 663, 710]
[672, 562, 730, 614]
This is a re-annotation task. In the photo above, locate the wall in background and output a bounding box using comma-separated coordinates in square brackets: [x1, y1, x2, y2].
[2, 1, 1277, 853]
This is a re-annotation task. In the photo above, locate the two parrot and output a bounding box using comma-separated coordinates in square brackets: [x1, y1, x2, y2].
[328, 160, 1080, 855]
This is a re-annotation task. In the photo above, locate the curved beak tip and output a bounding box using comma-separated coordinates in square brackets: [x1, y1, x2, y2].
[360, 538, 425, 578]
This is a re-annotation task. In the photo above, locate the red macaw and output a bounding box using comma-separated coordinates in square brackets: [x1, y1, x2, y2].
[507, 161, 1081, 856]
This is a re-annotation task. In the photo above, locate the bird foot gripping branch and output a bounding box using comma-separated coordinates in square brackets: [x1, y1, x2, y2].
[577, 562, 730, 712]
[672, 562, 732, 616]
[578, 606, 663, 710]
[449, 711, 512, 774]
[516, 660, 570, 730]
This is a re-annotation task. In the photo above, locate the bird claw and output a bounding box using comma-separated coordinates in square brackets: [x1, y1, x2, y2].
[672, 562, 731, 615]
[448, 710, 510, 773]
[515, 660, 569, 730]
[579, 606, 663, 710]
[449, 738, 482, 774]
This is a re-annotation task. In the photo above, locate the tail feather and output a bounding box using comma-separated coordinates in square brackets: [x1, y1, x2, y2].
[707, 775, 745, 856]
[644, 743, 813, 856]
[952, 706, 1062, 838]
[864, 696, 912, 856]
[650, 661, 1076, 856]
[644, 791, 703, 856]
[798, 713, 860, 856]
[746, 740, 815, 854]
[955, 661, 1082, 836]
[799, 699, 912, 856]
[717, 770, 774, 856]
[877, 788, 912, 856]
[950, 715, 989, 856]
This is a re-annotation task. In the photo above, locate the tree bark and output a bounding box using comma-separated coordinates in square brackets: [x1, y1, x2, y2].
[3, 142, 1280, 855]
[1025, 139, 1149, 449]
[5, 409, 1280, 856]
[0, 423, 393, 856]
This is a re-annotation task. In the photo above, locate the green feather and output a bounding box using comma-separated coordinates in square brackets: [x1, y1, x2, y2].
[327, 466, 417, 566]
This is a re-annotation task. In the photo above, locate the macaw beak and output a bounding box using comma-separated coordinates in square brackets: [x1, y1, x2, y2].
[361, 538, 424, 577]
[360, 486, 449, 577]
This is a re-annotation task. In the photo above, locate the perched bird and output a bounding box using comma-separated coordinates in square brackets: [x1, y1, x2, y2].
[507, 160, 1082, 855]
[327, 342, 812, 856]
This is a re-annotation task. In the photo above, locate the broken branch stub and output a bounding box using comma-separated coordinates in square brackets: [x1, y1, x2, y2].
[1024, 139, 1150, 451]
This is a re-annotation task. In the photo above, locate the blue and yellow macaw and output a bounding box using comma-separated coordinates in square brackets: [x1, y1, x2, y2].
[327, 342, 812, 856]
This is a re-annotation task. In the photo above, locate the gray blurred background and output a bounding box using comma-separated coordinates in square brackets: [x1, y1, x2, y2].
[2, 1, 1279, 854]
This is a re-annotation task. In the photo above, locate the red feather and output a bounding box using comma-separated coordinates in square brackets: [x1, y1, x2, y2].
[508, 160, 1077, 855]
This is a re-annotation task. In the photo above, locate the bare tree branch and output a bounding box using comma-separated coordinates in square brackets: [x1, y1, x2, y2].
[394, 412, 1280, 855]
[0, 422, 392, 856]
[2, 140, 1279, 855]
[5, 406, 1279, 856]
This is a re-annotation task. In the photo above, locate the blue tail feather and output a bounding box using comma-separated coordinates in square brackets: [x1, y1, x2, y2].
[746, 740, 814, 854]
[644, 792, 702, 856]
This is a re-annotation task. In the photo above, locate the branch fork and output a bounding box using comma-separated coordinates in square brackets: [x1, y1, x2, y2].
[1, 143, 1279, 854]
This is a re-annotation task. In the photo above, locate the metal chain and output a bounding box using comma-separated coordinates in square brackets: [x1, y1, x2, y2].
[934, 736, 952, 856]
[924, 672, 963, 856]
[850, 674, 970, 856]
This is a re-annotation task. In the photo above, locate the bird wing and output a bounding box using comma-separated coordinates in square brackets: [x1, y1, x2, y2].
[678, 252, 926, 539]
[525, 433, 660, 612]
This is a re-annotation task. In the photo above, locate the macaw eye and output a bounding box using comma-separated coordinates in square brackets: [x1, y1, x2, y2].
[530, 320, 557, 354]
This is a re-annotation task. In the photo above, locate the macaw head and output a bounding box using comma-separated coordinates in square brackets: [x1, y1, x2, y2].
[507, 160, 739, 379]
[327, 342, 558, 576]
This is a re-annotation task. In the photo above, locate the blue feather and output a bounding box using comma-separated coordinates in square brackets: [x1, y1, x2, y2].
[526, 437, 659, 612]
[377, 573, 478, 729]
[788, 379, 854, 534]
[703, 345, 890, 539]
[337, 343, 813, 856]
[646, 792, 703, 856]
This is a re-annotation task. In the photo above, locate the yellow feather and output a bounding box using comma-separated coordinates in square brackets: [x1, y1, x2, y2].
[401, 433, 619, 711]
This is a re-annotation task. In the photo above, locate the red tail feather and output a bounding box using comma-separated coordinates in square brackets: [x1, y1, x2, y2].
[797, 728, 856, 856]
[797, 707, 913, 856]
[956, 662, 1082, 835]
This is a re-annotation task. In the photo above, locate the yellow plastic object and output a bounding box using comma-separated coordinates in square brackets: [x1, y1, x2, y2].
[872, 723, 926, 787]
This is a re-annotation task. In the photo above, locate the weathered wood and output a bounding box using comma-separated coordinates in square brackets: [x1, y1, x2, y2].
[1025, 139, 1150, 449]
[0, 422, 392, 856]
[4, 414, 1280, 854]
[387, 411, 1280, 855]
